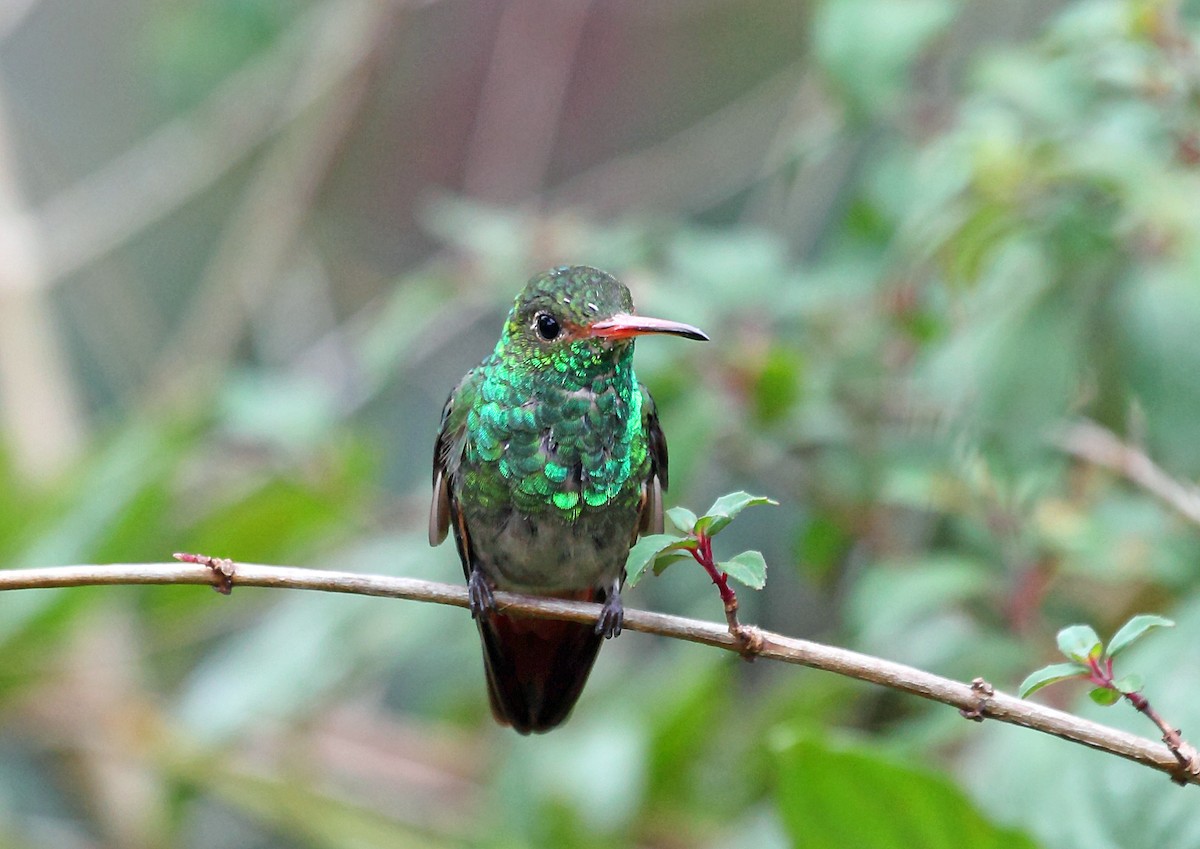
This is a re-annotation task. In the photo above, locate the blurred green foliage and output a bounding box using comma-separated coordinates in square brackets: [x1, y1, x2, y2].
[3, 0, 1200, 846]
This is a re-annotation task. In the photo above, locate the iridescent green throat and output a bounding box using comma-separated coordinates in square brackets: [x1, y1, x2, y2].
[461, 332, 648, 520]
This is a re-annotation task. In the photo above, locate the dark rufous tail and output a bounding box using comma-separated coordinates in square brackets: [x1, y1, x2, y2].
[477, 590, 603, 734]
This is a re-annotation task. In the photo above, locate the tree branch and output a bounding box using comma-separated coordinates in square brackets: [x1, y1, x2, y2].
[0, 559, 1195, 786]
[1057, 419, 1200, 529]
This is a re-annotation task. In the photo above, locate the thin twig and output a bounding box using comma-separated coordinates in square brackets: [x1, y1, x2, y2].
[1130, 693, 1200, 782]
[35, 0, 377, 285]
[685, 530, 762, 653]
[147, 0, 390, 405]
[1056, 420, 1200, 528]
[1081, 652, 1200, 783]
[0, 82, 86, 480]
[0, 558, 1192, 787]
[547, 63, 805, 215]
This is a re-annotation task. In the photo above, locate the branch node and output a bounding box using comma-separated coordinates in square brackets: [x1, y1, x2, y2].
[174, 552, 236, 595]
[959, 677, 995, 722]
[1166, 738, 1200, 786]
[732, 624, 765, 660]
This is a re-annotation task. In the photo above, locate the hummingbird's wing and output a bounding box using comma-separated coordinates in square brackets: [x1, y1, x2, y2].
[638, 385, 669, 536]
[429, 368, 482, 548]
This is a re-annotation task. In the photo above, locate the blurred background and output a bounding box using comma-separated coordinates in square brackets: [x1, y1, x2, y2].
[1, 0, 1199, 845]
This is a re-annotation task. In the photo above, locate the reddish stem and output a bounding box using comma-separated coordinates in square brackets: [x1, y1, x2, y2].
[687, 530, 761, 653]
[1085, 654, 1198, 781]
[689, 531, 736, 609]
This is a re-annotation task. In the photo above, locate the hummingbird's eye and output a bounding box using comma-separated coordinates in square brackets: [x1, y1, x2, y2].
[534, 312, 561, 341]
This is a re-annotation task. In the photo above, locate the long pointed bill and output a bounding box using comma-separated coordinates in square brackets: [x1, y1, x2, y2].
[588, 313, 709, 342]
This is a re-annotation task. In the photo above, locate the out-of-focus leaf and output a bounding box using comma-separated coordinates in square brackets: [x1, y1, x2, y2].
[665, 228, 791, 309]
[174, 536, 461, 741]
[644, 659, 732, 812]
[180, 475, 358, 565]
[180, 758, 460, 849]
[847, 556, 993, 666]
[772, 734, 1041, 848]
[797, 512, 852, 581]
[1120, 271, 1200, 476]
[1018, 663, 1085, 699]
[814, 0, 955, 116]
[145, 0, 298, 108]
[1056, 625, 1103, 664]
[752, 346, 804, 424]
[1106, 614, 1174, 659]
[219, 371, 340, 450]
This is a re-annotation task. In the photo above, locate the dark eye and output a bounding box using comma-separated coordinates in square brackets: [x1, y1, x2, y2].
[535, 312, 561, 341]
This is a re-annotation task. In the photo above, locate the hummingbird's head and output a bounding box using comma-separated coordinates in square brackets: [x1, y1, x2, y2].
[498, 266, 707, 381]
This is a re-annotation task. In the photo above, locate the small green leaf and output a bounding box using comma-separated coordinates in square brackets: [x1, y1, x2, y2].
[1106, 614, 1175, 658]
[665, 506, 698, 533]
[1056, 624, 1103, 664]
[695, 491, 778, 536]
[1018, 662, 1086, 698]
[652, 552, 693, 576]
[772, 733, 1042, 849]
[1112, 674, 1143, 695]
[719, 550, 768, 590]
[1089, 687, 1122, 706]
[625, 534, 693, 587]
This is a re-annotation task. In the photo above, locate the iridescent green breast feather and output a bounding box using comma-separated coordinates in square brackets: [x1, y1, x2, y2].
[460, 348, 649, 519]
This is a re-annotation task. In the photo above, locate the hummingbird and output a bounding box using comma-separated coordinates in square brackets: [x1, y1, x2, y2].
[429, 266, 708, 733]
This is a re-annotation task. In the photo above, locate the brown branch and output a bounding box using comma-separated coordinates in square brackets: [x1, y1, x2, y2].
[1056, 420, 1200, 528]
[1126, 690, 1200, 783]
[0, 558, 1194, 786]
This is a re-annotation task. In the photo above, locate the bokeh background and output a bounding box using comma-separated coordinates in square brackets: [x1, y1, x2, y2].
[1, 0, 1200, 846]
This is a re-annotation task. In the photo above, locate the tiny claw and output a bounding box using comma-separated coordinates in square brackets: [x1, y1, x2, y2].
[467, 567, 496, 618]
[175, 552, 235, 595]
[596, 590, 624, 639]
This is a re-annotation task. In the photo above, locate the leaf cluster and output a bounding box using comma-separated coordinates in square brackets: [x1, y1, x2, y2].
[1020, 615, 1175, 705]
[624, 492, 777, 589]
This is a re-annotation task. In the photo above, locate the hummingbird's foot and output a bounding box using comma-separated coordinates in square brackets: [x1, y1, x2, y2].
[596, 584, 624, 638]
[467, 567, 496, 618]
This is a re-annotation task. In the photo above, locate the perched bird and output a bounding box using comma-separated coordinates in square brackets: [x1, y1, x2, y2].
[429, 266, 708, 733]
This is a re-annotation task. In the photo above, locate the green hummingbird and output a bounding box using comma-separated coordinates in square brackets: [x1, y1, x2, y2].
[429, 266, 708, 733]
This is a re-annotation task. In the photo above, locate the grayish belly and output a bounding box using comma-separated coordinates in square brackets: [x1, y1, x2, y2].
[467, 507, 634, 593]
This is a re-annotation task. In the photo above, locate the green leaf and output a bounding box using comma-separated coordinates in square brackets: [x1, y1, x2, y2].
[814, 0, 955, 117]
[1112, 674, 1143, 695]
[695, 491, 778, 537]
[1056, 624, 1103, 664]
[665, 506, 698, 533]
[719, 550, 768, 590]
[1018, 662, 1086, 698]
[651, 552, 693, 576]
[1089, 687, 1122, 706]
[773, 734, 1041, 849]
[625, 534, 693, 587]
[1106, 614, 1175, 658]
